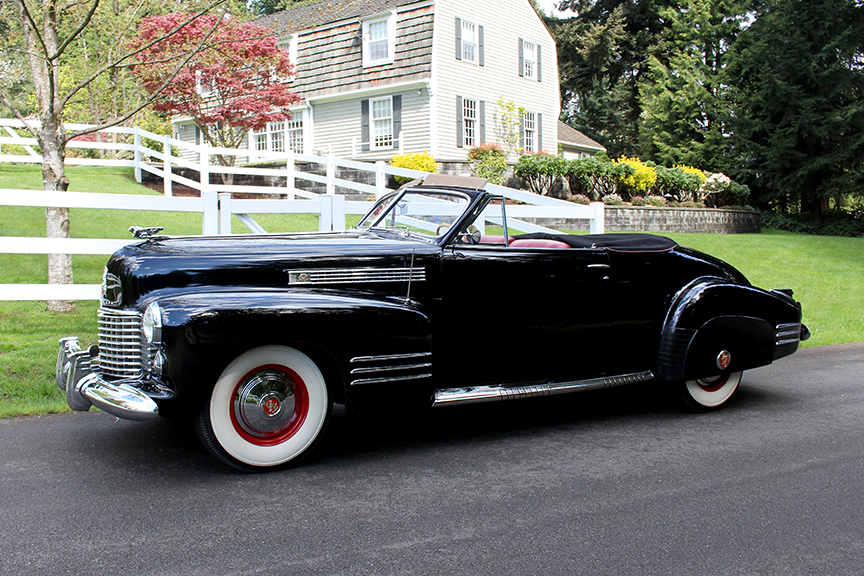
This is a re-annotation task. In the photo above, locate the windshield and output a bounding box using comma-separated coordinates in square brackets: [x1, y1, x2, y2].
[355, 189, 471, 241]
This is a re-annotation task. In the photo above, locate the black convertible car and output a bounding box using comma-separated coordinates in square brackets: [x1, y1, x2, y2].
[56, 175, 809, 471]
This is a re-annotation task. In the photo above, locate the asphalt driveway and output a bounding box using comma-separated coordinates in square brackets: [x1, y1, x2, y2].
[1, 343, 862, 575]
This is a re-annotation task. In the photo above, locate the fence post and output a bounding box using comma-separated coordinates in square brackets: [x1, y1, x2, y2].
[318, 194, 333, 232]
[376, 161, 386, 198]
[326, 151, 335, 196]
[286, 151, 295, 200]
[162, 134, 173, 197]
[398, 130, 404, 154]
[200, 144, 218, 234]
[218, 193, 232, 235]
[331, 194, 346, 231]
[133, 127, 142, 183]
[589, 201, 605, 234]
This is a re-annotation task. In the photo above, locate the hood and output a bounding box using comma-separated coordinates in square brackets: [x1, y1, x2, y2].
[107, 231, 440, 305]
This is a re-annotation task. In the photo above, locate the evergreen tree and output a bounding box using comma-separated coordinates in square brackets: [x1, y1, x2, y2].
[725, 0, 864, 217]
[551, 0, 674, 157]
[638, 0, 751, 171]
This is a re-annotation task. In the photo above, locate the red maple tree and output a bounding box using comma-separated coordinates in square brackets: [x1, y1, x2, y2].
[131, 13, 301, 175]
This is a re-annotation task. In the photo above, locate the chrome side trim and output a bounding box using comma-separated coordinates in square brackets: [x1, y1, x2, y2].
[348, 352, 433, 386]
[351, 352, 432, 363]
[350, 363, 433, 375]
[288, 267, 426, 285]
[351, 373, 433, 386]
[432, 371, 654, 408]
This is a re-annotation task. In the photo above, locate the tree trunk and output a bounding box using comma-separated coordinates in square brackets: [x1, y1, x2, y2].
[40, 119, 75, 313]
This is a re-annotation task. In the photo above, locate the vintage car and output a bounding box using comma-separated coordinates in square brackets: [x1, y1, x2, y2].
[56, 175, 809, 471]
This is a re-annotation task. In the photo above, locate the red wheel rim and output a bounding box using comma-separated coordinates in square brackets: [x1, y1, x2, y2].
[229, 364, 310, 447]
[696, 374, 730, 393]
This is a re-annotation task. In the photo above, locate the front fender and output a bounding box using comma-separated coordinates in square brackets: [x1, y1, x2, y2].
[654, 278, 803, 381]
[151, 289, 433, 415]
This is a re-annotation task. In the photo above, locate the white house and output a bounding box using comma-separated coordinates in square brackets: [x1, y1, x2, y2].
[172, 0, 604, 164]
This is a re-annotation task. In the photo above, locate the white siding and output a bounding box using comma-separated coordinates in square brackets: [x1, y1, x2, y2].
[433, 0, 560, 160]
[312, 85, 432, 160]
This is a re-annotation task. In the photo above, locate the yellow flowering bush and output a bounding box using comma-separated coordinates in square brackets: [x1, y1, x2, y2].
[674, 164, 707, 185]
[391, 150, 438, 184]
[614, 156, 657, 194]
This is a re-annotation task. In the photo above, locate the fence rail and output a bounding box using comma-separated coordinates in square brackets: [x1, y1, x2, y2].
[0, 119, 604, 301]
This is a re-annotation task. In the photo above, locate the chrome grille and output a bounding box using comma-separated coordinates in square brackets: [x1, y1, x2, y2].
[97, 307, 145, 380]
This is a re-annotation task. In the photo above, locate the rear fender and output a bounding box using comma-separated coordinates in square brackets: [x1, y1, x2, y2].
[655, 278, 802, 382]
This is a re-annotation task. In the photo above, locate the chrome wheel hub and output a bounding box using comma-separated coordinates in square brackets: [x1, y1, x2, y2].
[233, 368, 299, 439]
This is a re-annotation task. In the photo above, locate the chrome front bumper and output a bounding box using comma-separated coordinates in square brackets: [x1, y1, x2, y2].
[56, 337, 159, 421]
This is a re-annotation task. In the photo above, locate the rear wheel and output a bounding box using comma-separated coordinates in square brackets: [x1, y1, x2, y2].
[195, 345, 331, 471]
[680, 371, 743, 411]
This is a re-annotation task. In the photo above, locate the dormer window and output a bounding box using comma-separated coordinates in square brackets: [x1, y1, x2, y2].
[363, 12, 395, 68]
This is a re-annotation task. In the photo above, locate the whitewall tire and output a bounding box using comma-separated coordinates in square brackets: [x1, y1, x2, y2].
[195, 346, 331, 471]
[681, 371, 743, 411]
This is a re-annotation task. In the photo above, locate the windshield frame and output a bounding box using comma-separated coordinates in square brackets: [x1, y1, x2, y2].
[354, 187, 474, 244]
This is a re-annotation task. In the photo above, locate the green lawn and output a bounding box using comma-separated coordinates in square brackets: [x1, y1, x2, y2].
[1, 166, 861, 417]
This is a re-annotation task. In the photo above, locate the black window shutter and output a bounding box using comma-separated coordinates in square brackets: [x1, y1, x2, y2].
[537, 44, 542, 82]
[456, 95, 463, 148]
[392, 95, 402, 147]
[478, 25, 485, 66]
[479, 100, 486, 144]
[361, 99, 370, 152]
[518, 39, 524, 77]
[537, 113, 543, 152]
[455, 17, 462, 60]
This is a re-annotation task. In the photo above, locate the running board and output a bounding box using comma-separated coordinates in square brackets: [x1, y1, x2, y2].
[432, 371, 655, 408]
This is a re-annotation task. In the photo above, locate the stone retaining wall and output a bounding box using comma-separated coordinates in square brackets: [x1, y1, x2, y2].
[531, 205, 760, 234]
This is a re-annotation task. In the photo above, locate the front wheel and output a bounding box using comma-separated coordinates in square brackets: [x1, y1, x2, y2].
[680, 371, 743, 412]
[195, 345, 331, 471]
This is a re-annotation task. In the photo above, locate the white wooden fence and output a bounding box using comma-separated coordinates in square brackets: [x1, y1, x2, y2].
[0, 119, 604, 301]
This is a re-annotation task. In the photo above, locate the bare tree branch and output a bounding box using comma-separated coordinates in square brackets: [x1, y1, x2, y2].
[51, 0, 100, 60]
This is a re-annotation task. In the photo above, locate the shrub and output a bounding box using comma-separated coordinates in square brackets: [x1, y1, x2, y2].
[647, 195, 667, 207]
[650, 165, 702, 202]
[391, 150, 438, 184]
[467, 143, 508, 184]
[613, 156, 657, 198]
[681, 200, 703, 208]
[514, 152, 566, 197]
[603, 193, 623, 205]
[571, 194, 590, 205]
[631, 195, 648, 206]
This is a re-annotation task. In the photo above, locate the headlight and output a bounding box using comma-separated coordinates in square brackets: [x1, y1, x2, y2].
[142, 302, 163, 344]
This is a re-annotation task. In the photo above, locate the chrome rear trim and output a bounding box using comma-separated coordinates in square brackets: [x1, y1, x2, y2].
[775, 322, 802, 346]
[432, 371, 654, 408]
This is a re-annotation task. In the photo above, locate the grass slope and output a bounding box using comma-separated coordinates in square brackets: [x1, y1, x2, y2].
[1, 166, 861, 417]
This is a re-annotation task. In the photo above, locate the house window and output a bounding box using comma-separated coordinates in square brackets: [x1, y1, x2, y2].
[363, 13, 395, 67]
[523, 112, 536, 153]
[253, 117, 304, 155]
[523, 41, 536, 79]
[463, 99, 477, 148]
[371, 97, 393, 149]
[455, 18, 484, 65]
[462, 20, 477, 63]
[519, 38, 542, 81]
[286, 117, 303, 153]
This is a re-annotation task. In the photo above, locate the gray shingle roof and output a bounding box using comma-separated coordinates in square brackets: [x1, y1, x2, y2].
[257, 0, 422, 34]
[557, 120, 605, 151]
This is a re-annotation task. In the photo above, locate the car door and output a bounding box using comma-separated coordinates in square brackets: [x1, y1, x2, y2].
[437, 241, 612, 388]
